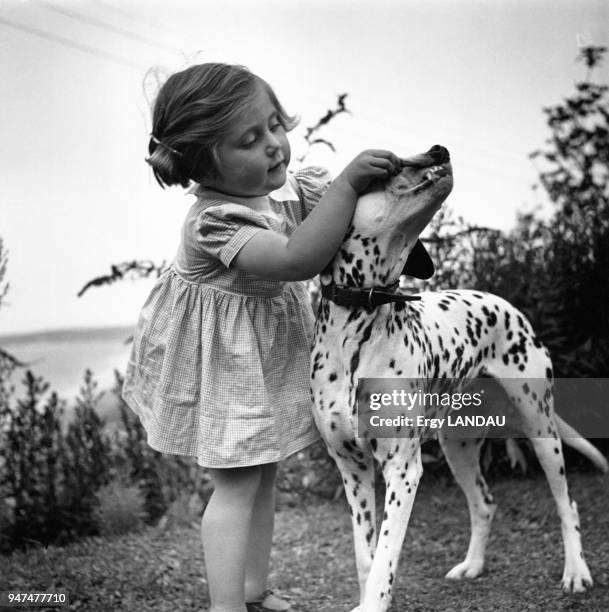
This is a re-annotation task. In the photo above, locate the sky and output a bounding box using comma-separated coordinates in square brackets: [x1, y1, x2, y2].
[0, 0, 608, 335]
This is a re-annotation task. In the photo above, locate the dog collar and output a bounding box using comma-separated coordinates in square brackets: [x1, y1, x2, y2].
[321, 282, 421, 309]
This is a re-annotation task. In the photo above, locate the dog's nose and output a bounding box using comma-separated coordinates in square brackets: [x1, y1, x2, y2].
[428, 145, 450, 164]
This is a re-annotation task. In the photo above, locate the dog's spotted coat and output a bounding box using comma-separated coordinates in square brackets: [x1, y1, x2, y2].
[310, 146, 608, 612]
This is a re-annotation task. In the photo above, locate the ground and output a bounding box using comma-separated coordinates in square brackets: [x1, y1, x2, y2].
[1, 472, 608, 611]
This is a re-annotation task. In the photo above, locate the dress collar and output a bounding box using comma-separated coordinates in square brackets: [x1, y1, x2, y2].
[269, 176, 299, 202]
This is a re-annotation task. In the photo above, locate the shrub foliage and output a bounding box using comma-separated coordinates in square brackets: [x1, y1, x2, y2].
[0, 370, 207, 553]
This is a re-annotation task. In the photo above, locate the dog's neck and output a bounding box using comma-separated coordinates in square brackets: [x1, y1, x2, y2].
[321, 224, 416, 289]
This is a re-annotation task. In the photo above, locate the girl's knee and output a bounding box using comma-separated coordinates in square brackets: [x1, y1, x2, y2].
[209, 465, 264, 502]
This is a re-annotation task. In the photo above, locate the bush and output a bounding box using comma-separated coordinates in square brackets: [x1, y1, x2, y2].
[59, 370, 113, 542]
[93, 480, 147, 536]
[0, 366, 214, 553]
[277, 442, 343, 505]
[0, 371, 66, 551]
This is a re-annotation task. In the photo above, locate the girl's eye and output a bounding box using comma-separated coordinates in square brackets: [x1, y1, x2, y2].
[241, 136, 257, 147]
[270, 122, 281, 131]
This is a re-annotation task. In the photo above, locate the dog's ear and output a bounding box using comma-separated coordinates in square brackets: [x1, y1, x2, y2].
[401, 240, 434, 279]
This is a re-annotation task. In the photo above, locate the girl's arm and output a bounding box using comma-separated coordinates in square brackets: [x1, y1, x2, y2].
[232, 149, 400, 281]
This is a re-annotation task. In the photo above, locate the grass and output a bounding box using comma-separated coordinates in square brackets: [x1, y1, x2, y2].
[1, 471, 608, 611]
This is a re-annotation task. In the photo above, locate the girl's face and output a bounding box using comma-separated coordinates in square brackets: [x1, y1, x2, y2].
[207, 85, 291, 197]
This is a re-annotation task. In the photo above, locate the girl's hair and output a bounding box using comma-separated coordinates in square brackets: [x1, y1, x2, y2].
[146, 63, 298, 188]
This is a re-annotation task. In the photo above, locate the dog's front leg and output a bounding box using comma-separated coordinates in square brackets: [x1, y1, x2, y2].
[359, 440, 424, 612]
[329, 448, 377, 608]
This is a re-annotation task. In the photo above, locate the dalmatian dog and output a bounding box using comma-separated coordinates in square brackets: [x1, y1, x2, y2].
[310, 145, 609, 612]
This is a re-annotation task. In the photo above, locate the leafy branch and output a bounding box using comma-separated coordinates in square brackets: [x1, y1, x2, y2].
[0, 240, 23, 377]
[423, 226, 503, 244]
[0, 347, 25, 372]
[77, 260, 167, 297]
[296, 93, 350, 162]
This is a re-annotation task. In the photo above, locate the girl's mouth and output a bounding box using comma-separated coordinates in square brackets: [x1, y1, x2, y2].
[269, 159, 285, 172]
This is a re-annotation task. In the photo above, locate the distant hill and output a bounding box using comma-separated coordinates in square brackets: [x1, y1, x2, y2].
[0, 325, 134, 345]
[0, 325, 135, 409]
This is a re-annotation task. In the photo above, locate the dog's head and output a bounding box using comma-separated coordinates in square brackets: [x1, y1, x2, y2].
[322, 145, 453, 288]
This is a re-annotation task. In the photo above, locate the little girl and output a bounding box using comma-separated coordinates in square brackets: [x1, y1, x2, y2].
[122, 62, 401, 612]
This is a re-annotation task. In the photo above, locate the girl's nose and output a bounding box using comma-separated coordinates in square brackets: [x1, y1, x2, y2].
[265, 132, 282, 154]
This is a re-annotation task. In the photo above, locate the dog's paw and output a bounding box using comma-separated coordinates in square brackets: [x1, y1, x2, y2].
[445, 559, 484, 580]
[561, 562, 593, 593]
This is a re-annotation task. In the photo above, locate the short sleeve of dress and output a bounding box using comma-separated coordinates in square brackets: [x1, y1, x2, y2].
[293, 166, 333, 218]
[195, 203, 271, 268]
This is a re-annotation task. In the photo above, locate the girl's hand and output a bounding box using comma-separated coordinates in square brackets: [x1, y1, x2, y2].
[336, 149, 402, 194]
[233, 150, 401, 281]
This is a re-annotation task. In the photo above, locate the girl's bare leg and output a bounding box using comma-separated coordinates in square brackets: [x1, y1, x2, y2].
[244, 462, 289, 610]
[202, 465, 262, 612]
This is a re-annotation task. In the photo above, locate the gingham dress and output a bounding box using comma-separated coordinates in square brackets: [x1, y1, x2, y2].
[122, 167, 332, 468]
